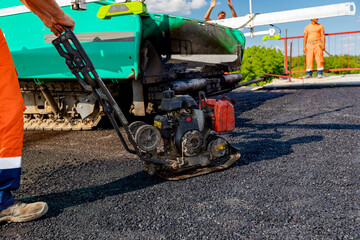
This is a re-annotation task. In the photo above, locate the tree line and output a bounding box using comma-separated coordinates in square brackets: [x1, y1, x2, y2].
[239, 46, 360, 85]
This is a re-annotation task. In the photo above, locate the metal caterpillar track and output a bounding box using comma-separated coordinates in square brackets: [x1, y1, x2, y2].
[21, 81, 104, 130]
[23, 117, 103, 131]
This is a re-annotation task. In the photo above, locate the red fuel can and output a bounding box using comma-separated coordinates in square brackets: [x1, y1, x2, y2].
[202, 99, 235, 133]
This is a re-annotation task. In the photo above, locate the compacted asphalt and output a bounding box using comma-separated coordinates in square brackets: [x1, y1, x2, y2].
[1, 87, 359, 239]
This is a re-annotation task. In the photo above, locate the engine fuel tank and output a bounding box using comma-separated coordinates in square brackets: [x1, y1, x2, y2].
[204, 99, 235, 133]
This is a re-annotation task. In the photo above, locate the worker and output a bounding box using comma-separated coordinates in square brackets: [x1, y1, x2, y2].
[0, 0, 74, 223]
[303, 18, 326, 78]
[205, 0, 237, 21]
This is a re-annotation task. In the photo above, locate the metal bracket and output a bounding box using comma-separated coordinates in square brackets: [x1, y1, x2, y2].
[71, 0, 87, 10]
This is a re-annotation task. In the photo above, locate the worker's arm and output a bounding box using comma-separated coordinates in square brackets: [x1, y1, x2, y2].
[19, 0, 54, 31]
[204, 0, 216, 21]
[228, 0, 237, 18]
[19, 0, 74, 36]
[321, 25, 325, 50]
[303, 30, 308, 53]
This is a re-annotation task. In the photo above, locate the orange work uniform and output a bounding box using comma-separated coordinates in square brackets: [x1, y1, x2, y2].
[0, 28, 26, 210]
[304, 22, 325, 74]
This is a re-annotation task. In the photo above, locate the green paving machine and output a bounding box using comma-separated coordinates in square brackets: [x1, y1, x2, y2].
[0, 0, 245, 130]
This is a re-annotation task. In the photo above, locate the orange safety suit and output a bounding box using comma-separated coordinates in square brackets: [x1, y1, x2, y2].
[304, 22, 325, 73]
[0, 28, 26, 210]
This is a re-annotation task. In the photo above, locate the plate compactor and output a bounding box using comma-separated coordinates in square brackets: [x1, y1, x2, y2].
[52, 28, 241, 180]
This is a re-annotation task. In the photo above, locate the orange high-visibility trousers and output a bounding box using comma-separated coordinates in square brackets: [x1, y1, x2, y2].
[0, 28, 25, 210]
[306, 41, 324, 72]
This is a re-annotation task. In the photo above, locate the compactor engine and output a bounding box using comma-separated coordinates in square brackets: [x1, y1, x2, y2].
[129, 90, 239, 179]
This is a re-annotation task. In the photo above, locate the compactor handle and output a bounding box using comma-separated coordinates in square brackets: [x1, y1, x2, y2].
[52, 27, 167, 167]
[198, 91, 208, 111]
[52, 27, 92, 91]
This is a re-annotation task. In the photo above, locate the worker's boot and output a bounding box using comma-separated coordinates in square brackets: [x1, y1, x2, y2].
[0, 201, 48, 223]
[317, 69, 324, 78]
[303, 70, 312, 79]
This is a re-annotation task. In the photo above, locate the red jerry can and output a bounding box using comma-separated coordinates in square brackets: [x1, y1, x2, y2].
[201, 98, 235, 133]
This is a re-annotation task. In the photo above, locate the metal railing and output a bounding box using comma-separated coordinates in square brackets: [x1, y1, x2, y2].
[280, 30, 360, 76]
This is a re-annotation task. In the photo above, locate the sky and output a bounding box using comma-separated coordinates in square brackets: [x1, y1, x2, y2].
[146, 0, 360, 54]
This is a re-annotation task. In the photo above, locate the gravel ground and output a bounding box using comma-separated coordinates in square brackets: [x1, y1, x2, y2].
[1, 87, 360, 239]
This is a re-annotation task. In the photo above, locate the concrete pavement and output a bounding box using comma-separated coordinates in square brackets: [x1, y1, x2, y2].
[234, 74, 360, 92]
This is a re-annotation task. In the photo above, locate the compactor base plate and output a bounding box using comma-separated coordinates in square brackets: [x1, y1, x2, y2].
[155, 144, 241, 181]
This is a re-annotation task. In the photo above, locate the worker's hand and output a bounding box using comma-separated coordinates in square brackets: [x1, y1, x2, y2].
[51, 12, 75, 36]
[303, 47, 307, 54]
[228, 0, 234, 8]
[210, 0, 216, 8]
[38, 13, 58, 35]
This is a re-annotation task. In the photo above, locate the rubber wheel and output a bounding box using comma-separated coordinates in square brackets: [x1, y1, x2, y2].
[129, 121, 146, 137]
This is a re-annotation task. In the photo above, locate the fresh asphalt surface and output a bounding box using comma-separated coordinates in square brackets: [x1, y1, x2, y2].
[1, 86, 360, 239]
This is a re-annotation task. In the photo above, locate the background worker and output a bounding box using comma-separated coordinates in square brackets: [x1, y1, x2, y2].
[303, 18, 326, 78]
[205, 0, 237, 21]
[0, 0, 74, 223]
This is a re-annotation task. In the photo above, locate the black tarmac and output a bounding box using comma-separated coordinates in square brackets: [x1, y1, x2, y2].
[1, 87, 360, 239]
